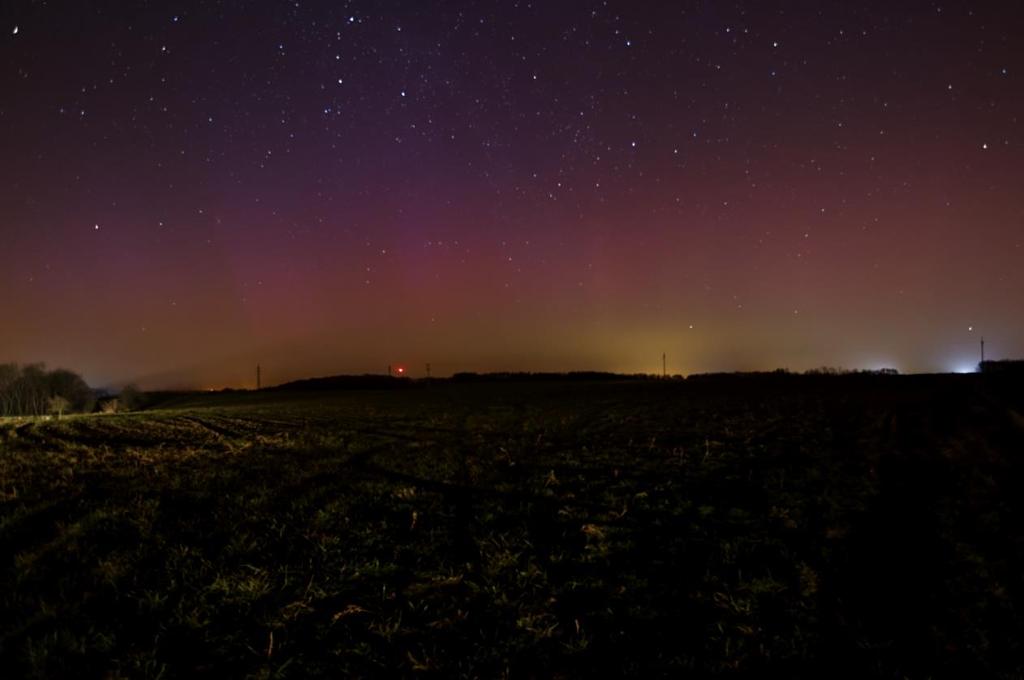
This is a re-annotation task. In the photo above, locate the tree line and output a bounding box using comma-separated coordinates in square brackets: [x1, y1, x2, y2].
[0, 363, 95, 417]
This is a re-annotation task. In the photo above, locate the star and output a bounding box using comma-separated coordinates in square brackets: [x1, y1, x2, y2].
[1, 0, 1020, 382]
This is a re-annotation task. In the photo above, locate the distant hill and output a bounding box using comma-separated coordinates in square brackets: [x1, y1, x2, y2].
[267, 369, 913, 390]
[449, 371, 654, 382]
[269, 374, 414, 391]
[980, 360, 1024, 375]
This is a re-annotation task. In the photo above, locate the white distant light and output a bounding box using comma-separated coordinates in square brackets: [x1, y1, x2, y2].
[13, 26, 19, 35]
[968, 326, 973, 331]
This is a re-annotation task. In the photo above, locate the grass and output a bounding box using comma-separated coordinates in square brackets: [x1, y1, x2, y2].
[1, 377, 1023, 677]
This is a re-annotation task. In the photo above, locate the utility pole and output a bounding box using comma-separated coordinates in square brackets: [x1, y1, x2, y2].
[256, 364, 261, 390]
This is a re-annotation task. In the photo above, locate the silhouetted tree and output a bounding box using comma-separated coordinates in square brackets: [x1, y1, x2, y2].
[0, 364, 95, 417]
[19, 364, 49, 416]
[0, 363, 19, 416]
[119, 384, 142, 411]
[48, 395, 70, 419]
[47, 369, 94, 413]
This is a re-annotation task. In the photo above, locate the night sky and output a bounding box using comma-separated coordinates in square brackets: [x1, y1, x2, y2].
[2, 2, 1022, 388]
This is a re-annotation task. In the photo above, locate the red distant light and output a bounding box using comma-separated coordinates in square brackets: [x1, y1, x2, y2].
[396, 366, 405, 374]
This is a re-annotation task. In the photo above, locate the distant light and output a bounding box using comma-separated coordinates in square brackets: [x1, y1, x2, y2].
[968, 326, 973, 331]
[396, 367, 405, 374]
[13, 26, 18, 35]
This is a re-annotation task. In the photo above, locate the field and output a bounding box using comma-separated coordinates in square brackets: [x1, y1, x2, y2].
[1, 376, 1023, 678]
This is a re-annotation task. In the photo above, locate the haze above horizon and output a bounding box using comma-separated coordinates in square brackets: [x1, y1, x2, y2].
[2, 2, 1021, 388]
